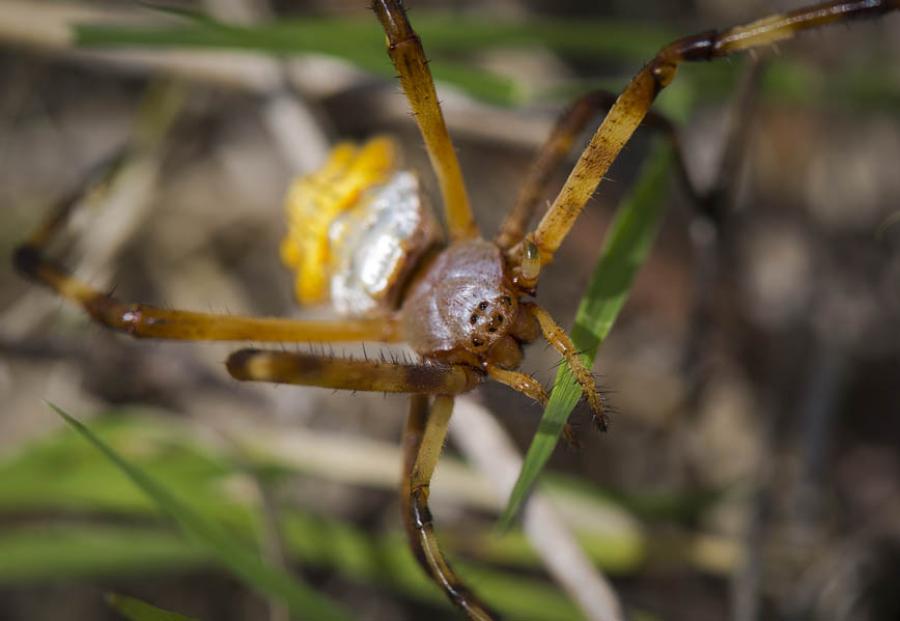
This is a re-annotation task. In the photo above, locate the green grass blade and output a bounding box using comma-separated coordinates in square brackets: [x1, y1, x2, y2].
[0, 520, 587, 621]
[73, 12, 900, 112]
[499, 142, 673, 529]
[1, 411, 727, 618]
[74, 16, 521, 105]
[0, 525, 207, 582]
[107, 594, 197, 621]
[68, 13, 678, 107]
[50, 404, 351, 621]
[72, 14, 673, 60]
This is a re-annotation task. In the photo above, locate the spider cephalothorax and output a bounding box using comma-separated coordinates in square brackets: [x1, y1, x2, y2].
[401, 239, 533, 367]
[14, 0, 898, 619]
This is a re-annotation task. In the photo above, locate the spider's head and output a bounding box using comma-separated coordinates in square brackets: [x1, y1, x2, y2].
[401, 239, 539, 369]
[445, 244, 543, 370]
[481, 306, 542, 371]
[463, 292, 528, 369]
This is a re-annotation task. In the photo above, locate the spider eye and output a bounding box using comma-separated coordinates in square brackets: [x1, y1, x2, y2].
[472, 337, 484, 347]
[478, 301, 488, 311]
[470, 314, 478, 325]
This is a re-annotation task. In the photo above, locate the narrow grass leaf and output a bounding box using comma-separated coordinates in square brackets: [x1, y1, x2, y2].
[499, 142, 673, 529]
[0, 411, 696, 618]
[74, 17, 519, 105]
[74, 12, 900, 112]
[49, 404, 351, 621]
[0, 524, 207, 582]
[73, 14, 673, 60]
[107, 594, 197, 621]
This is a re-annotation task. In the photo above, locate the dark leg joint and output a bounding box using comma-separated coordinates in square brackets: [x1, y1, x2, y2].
[226, 348, 261, 381]
[12, 244, 42, 279]
[410, 486, 433, 529]
[650, 60, 678, 94]
[662, 29, 719, 62]
[82, 298, 162, 338]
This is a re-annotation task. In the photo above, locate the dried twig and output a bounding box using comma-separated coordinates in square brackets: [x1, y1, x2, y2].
[451, 397, 624, 621]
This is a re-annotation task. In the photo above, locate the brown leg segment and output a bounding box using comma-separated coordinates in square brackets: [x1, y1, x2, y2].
[495, 90, 698, 250]
[22, 149, 131, 249]
[486, 364, 580, 448]
[486, 364, 548, 406]
[15, 241, 400, 343]
[401, 395, 498, 620]
[227, 349, 482, 395]
[526, 304, 608, 430]
[372, 0, 478, 240]
[13, 161, 401, 343]
[524, 0, 899, 265]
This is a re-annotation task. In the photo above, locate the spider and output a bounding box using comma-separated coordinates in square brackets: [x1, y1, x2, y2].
[13, 0, 898, 618]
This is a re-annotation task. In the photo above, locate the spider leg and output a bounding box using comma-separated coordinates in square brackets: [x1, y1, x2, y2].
[402, 395, 498, 620]
[698, 57, 766, 225]
[484, 364, 582, 448]
[485, 364, 548, 406]
[372, 0, 479, 241]
[525, 303, 608, 431]
[519, 0, 899, 266]
[13, 161, 401, 343]
[227, 349, 482, 395]
[495, 90, 699, 250]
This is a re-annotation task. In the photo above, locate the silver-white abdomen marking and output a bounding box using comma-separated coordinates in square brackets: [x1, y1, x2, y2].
[329, 171, 440, 315]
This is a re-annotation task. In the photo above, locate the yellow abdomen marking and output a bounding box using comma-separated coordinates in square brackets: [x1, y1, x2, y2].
[280, 138, 397, 305]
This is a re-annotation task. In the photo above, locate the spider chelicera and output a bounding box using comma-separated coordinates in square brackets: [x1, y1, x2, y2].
[14, 0, 898, 618]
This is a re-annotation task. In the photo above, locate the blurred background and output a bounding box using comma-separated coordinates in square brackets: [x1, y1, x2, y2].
[1, 1, 899, 620]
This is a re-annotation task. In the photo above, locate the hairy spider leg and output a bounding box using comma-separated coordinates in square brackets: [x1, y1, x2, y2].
[402, 395, 498, 621]
[525, 303, 608, 430]
[495, 90, 700, 251]
[226, 348, 582, 451]
[698, 58, 766, 224]
[13, 154, 401, 343]
[23, 148, 131, 249]
[371, 0, 479, 241]
[485, 364, 548, 406]
[482, 363, 589, 447]
[522, 0, 899, 266]
[226, 349, 482, 395]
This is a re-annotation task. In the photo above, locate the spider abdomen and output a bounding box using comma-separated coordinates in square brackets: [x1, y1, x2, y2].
[280, 138, 440, 315]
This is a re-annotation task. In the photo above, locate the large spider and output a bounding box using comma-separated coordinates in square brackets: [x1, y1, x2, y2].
[13, 0, 898, 618]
